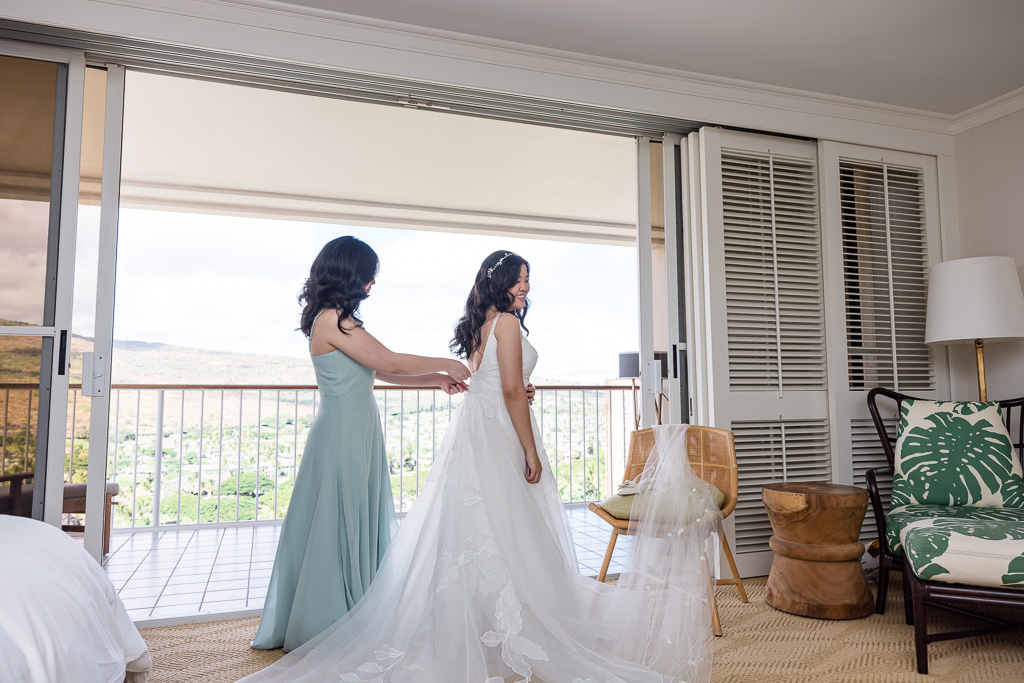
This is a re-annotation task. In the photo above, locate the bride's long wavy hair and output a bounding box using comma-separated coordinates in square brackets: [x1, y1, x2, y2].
[450, 250, 530, 359]
[298, 236, 379, 338]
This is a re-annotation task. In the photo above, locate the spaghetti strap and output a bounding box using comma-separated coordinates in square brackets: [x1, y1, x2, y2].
[308, 309, 331, 353]
[488, 313, 504, 339]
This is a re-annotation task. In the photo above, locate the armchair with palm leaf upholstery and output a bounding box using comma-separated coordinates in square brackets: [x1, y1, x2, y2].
[866, 387, 1024, 674]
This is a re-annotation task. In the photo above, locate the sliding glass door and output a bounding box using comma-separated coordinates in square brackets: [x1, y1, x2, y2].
[0, 46, 84, 524]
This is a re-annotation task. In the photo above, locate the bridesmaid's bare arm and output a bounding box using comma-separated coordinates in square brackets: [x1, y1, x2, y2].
[311, 310, 470, 382]
[376, 372, 467, 395]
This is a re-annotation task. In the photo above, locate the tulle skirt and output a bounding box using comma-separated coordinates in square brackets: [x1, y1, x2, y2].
[240, 388, 719, 683]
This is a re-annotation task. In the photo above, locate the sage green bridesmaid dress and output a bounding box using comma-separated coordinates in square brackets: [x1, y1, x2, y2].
[251, 337, 396, 652]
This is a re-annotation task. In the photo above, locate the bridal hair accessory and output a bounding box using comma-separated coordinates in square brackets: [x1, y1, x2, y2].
[486, 252, 515, 278]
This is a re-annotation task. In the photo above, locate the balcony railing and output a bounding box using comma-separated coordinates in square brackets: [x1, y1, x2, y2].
[2, 382, 637, 530]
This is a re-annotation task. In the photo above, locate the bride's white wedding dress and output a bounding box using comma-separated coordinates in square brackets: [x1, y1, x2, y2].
[241, 316, 720, 683]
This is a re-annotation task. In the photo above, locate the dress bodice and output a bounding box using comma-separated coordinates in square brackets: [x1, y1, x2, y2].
[307, 310, 376, 399]
[468, 314, 536, 395]
[310, 349, 375, 399]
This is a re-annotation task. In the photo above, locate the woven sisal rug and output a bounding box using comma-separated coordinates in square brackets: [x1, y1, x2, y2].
[140, 576, 1024, 682]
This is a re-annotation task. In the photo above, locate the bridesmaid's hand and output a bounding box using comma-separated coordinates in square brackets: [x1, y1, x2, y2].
[525, 383, 536, 405]
[438, 375, 468, 395]
[446, 360, 471, 382]
[525, 450, 543, 484]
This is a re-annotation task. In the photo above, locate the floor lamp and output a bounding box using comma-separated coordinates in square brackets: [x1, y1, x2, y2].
[925, 256, 1024, 401]
[618, 352, 668, 427]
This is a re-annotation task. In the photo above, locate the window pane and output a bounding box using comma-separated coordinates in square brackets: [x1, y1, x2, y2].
[0, 55, 59, 327]
[0, 335, 43, 516]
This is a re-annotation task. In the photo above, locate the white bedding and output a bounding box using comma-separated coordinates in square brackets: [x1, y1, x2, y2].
[0, 516, 152, 683]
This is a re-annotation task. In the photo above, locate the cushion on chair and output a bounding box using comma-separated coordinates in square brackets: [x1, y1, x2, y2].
[61, 482, 120, 499]
[902, 517, 1024, 589]
[890, 399, 1022, 508]
[598, 482, 725, 522]
[885, 504, 1024, 556]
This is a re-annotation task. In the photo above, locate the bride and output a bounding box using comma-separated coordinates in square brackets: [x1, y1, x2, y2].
[240, 251, 722, 683]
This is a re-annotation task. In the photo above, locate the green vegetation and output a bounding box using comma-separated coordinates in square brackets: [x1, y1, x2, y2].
[2, 333, 632, 529]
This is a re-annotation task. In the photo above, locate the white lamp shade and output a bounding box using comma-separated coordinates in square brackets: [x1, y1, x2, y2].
[925, 256, 1024, 345]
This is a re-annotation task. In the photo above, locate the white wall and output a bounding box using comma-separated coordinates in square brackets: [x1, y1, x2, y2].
[953, 108, 1024, 400]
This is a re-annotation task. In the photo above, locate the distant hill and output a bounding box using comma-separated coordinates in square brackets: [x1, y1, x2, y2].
[75, 337, 316, 386]
[1, 319, 313, 385]
[3, 319, 571, 386]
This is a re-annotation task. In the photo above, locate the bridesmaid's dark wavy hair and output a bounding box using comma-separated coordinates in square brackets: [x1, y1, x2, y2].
[450, 250, 530, 359]
[298, 236, 379, 338]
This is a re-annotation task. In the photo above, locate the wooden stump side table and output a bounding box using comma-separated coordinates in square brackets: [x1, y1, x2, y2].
[762, 482, 874, 619]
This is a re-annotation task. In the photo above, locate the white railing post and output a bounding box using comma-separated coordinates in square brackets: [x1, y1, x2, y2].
[0, 383, 634, 532]
[153, 389, 164, 527]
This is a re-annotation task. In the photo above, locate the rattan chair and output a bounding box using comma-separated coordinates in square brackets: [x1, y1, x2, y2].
[587, 426, 748, 636]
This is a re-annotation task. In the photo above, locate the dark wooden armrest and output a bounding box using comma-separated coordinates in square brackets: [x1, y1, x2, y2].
[1, 472, 35, 517]
[865, 466, 893, 553]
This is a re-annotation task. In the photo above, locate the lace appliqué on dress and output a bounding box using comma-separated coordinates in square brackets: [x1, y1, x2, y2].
[481, 580, 549, 680]
[338, 645, 403, 682]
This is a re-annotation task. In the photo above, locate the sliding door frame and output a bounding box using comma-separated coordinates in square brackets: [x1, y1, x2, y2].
[81, 64, 125, 559]
[0, 39, 86, 525]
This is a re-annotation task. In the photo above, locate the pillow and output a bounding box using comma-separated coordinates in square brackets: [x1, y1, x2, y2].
[891, 399, 1022, 509]
[599, 482, 725, 523]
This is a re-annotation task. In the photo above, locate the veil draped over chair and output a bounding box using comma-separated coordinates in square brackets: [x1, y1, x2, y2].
[239, 417, 721, 683]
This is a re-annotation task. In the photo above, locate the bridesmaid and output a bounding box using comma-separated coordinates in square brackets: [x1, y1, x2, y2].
[252, 236, 470, 652]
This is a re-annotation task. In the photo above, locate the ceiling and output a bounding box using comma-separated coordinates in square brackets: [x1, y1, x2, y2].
[271, 0, 1024, 116]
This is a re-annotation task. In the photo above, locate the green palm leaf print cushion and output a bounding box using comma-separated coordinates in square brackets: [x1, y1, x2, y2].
[891, 399, 1022, 508]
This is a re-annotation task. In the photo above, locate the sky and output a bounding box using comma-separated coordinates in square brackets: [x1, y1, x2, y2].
[101, 209, 640, 382]
[0, 199, 52, 325]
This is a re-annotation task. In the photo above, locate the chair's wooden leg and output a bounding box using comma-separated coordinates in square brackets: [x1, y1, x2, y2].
[103, 494, 113, 555]
[716, 532, 749, 602]
[875, 561, 890, 615]
[911, 577, 929, 675]
[708, 574, 722, 637]
[597, 531, 618, 582]
[902, 568, 914, 626]
[718, 531, 748, 603]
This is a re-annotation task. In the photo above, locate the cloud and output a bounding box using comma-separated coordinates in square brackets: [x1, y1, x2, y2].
[0, 199, 51, 325]
[110, 209, 639, 382]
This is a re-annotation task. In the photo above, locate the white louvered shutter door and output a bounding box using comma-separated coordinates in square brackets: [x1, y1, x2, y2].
[697, 129, 831, 577]
[820, 143, 947, 540]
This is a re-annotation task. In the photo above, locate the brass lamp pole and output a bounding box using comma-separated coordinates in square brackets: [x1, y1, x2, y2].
[975, 339, 988, 402]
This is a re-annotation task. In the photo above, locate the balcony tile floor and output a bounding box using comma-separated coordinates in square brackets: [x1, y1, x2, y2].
[104, 506, 633, 623]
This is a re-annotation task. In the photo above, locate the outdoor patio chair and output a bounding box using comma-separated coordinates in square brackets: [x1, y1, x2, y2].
[866, 387, 1024, 673]
[0, 474, 120, 554]
[588, 426, 748, 636]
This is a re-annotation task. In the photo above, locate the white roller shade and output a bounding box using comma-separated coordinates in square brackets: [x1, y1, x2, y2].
[118, 71, 639, 243]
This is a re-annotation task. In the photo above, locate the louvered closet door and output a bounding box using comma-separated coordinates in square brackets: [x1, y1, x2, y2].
[820, 142, 947, 541]
[697, 129, 831, 577]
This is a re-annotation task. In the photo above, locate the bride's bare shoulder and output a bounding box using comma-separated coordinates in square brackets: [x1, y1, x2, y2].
[493, 312, 519, 336]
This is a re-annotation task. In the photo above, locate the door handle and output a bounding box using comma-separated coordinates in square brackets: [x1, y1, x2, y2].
[58, 330, 67, 376]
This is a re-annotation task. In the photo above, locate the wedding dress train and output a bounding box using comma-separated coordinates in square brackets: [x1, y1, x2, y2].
[240, 317, 721, 683]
